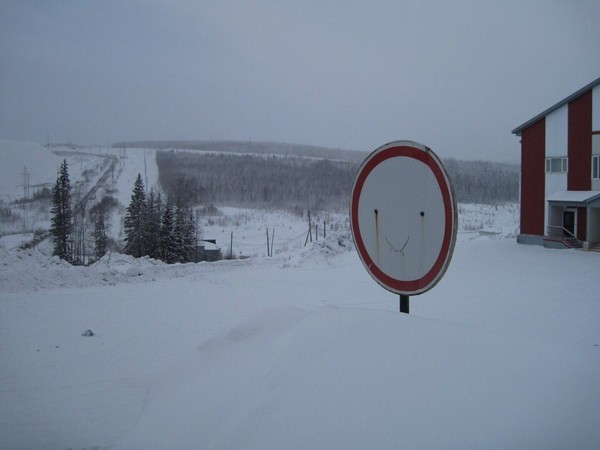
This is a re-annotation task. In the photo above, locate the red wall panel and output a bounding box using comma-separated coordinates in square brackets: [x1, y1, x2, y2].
[568, 91, 592, 190]
[520, 119, 546, 236]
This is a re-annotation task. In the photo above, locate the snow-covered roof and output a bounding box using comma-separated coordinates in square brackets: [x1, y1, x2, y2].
[546, 190, 600, 205]
[200, 241, 220, 250]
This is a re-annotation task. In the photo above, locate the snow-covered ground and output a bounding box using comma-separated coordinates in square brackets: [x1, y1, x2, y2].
[1, 231, 599, 449]
[1, 140, 598, 448]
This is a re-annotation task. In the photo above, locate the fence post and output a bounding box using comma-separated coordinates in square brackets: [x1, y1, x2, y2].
[266, 228, 270, 256]
[271, 227, 275, 256]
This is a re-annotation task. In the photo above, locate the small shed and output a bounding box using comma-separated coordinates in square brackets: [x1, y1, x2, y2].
[194, 240, 222, 262]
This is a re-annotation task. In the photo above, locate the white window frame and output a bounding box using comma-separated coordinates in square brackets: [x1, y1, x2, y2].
[545, 157, 568, 174]
[593, 155, 600, 180]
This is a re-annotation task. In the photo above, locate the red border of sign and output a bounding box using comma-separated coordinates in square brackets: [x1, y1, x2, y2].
[350, 141, 457, 295]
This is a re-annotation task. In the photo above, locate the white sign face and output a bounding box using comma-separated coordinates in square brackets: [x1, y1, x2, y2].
[350, 141, 457, 295]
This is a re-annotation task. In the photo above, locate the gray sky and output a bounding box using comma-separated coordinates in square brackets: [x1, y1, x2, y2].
[1, 0, 599, 162]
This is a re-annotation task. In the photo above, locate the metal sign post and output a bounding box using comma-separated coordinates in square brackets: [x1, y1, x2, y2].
[350, 141, 457, 313]
[400, 294, 409, 314]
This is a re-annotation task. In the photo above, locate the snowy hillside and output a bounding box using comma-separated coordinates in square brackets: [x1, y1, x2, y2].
[0, 140, 159, 242]
[0, 140, 63, 202]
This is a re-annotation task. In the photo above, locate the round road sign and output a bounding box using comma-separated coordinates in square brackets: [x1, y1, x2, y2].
[350, 141, 457, 295]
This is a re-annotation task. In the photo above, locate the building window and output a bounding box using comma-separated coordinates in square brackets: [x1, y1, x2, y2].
[593, 155, 600, 179]
[545, 157, 568, 173]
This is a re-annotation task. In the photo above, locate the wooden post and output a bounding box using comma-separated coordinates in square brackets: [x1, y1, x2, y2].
[308, 210, 312, 243]
[324, 220, 326, 239]
[266, 227, 270, 256]
[230, 231, 233, 259]
[270, 227, 275, 256]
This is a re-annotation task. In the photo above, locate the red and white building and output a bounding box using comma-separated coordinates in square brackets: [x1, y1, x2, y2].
[512, 77, 600, 250]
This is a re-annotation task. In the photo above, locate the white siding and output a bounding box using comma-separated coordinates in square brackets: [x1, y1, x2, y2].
[544, 104, 568, 233]
[593, 84, 600, 132]
[544, 173, 567, 232]
[545, 104, 568, 157]
[545, 173, 567, 197]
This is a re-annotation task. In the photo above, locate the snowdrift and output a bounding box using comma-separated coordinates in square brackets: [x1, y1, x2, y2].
[117, 306, 600, 449]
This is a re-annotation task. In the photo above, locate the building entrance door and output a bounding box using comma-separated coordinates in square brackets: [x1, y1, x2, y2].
[563, 210, 576, 237]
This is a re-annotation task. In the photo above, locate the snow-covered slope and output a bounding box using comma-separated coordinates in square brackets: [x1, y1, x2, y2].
[112, 148, 159, 208]
[0, 140, 160, 242]
[0, 140, 63, 201]
[1, 236, 599, 449]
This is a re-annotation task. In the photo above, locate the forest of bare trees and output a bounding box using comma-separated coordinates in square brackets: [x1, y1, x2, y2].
[157, 151, 355, 211]
[156, 149, 518, 210]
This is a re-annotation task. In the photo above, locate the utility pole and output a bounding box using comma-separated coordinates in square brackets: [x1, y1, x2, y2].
[22, 166, 30, 200]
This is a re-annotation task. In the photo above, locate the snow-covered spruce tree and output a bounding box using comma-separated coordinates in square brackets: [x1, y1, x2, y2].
[172, 206, 197, 263]
[160, 203, 178, 263]
[183, 208, 198, 262]
[123, 174, 147, 258]
[143, 188, 162, 260]
[93, 209, 107, 260]
[50, 159, 73, 262]
[89, 195, 118, 261]
[173, 206, 186, 263]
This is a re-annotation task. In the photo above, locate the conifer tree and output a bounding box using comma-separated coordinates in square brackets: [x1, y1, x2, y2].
[123, 174, 147, 257]
[89, 195, 116, 261]
[50, 159, 73, 262]
[143, 188, 162, 259]
[93, 210, 107, 260]
[160, 203, 178, 263]
[173, 206, 186, 262]
[182, 207, 197, 262]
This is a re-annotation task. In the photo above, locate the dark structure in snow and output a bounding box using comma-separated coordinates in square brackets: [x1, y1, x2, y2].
[193, 240, 222, 262]
[512, 77, 600, 250]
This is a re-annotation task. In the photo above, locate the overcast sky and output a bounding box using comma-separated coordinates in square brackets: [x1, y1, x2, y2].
[1, 0, 599, 162]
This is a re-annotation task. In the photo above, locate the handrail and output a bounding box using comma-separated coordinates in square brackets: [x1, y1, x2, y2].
[546, 225, 582, 248]
[546, 225, 577, 239]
